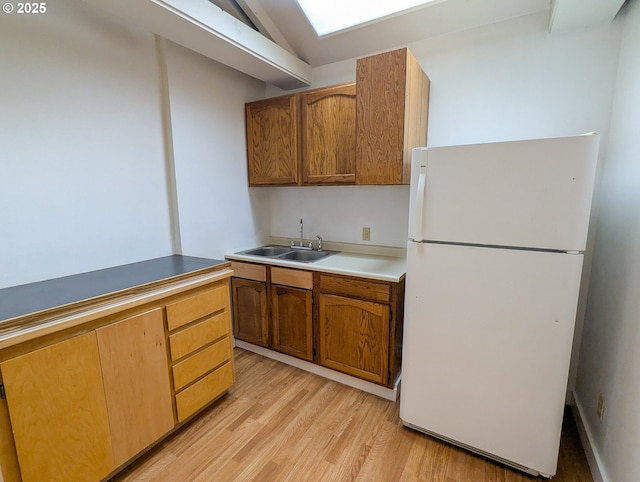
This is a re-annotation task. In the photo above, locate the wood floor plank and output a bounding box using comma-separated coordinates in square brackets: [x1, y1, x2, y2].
[111, 348, 593, 482]
[401, 433, 450, 481]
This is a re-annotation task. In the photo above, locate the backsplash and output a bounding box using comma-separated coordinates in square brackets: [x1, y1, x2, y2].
[266, 185, 410, 248]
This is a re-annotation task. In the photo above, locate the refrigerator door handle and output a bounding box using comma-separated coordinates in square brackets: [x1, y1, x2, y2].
[412, 165, 427, 242]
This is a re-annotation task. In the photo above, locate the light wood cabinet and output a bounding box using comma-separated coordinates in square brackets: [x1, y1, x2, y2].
[166, 283, 235, 423]
[95, 308, 174, 467]
[0, 332, 115, 482]
[0, 271, 235, 482]
[356, 47, 430, 185]
[175, 362, 234, 422]
[172, 337, 231, 391]
[245, 93, 299, 186]
[300, 82, 356, 184]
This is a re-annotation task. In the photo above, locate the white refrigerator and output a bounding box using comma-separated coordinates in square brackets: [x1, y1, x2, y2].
[400, 133, 599, 477]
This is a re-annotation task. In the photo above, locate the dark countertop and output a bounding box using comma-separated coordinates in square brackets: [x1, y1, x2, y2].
[0, 255, 227, 324]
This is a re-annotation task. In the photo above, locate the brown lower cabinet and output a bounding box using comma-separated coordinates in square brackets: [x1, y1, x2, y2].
[231, 262, 314, 361]
[230, 261, 404, 387]
[318, 294, 389, 384]
[0, 275, 234, 482]
[272, 285, 313, 361]
[231, 277, 269, 347]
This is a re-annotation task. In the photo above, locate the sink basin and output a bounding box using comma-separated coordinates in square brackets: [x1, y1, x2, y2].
[277, 250, 337, 263]
[241, 246, 293, 257]
[237, 245, 339, 263]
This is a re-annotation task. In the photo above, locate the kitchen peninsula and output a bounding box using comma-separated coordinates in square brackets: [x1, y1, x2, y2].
[0, 256, 234, 482]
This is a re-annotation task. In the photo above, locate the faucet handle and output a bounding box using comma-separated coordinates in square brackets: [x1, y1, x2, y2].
[316, 235, 323, 251]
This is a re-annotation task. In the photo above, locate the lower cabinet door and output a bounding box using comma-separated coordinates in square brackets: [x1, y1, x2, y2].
[96, 308, 175, 466]
[0, 332, 115, 482]
[318, 294, 390, 384]
[272, 285, 313, 361]
[231, 277, 269, 346]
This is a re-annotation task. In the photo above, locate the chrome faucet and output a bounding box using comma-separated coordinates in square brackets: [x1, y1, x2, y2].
[291, 218, 313, 250]
[299, 218, 304, 247]
[316, 235, 323, 251]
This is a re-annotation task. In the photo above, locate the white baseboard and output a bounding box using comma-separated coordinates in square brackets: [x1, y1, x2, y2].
[235, 340, 399, 401]
[572, 391, 608, 482]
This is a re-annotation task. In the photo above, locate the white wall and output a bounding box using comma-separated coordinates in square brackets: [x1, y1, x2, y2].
[164, 41, 270, 258]
[412, 12, 620, 147]
[0, 0, 267, 289]
[0, 0, 172, 287]
[575, 1, 640, 481]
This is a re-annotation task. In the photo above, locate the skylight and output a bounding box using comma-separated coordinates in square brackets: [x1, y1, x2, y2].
[296, 0, 438, 37]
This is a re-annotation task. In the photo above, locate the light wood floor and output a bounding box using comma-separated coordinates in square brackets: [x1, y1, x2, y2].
[112, 348, 593, 482]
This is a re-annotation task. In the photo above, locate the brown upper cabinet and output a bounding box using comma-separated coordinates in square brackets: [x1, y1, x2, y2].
[300, 82, 356, 184]
[244, 48, 429, 186]
[245, 93, 299, 186]
[245, 83, 356, 186]
[356, 48, 430, 185]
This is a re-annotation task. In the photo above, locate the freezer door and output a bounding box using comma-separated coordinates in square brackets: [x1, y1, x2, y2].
[409, 134, 599, 251]
[400, 242, 584, 476]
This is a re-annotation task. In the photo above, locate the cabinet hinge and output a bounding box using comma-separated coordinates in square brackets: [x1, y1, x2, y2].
[0, 384, 5, 400]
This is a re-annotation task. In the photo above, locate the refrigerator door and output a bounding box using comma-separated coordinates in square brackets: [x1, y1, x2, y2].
[408, 134, 599, 251]
[400, 242, 584, 476]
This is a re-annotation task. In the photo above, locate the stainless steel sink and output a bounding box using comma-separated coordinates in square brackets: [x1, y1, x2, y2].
[277, 250, 337, 263]
[241, 246, 293, 257]
[237, 246, 338, 263]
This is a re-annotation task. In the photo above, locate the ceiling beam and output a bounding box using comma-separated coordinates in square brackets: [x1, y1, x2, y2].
[81, 0, 312, 89]
[208, 0, 257, 29]
[235, 0, 298, 55]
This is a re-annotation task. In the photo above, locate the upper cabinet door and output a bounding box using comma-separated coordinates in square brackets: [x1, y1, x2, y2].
[301, 82, 356, 185]
[356, 48, 430, 185]
[245, 94, 299, 186]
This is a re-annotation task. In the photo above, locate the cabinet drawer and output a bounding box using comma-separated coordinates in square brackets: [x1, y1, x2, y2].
[175, 361, 234, 422]
[168, 311, 230, 361]
[271, 267, 313, 290]
[231, 262, 267, 282]
[319, 274, 390, 303]
[166, 284, 229, 330]
[172, 338, 232, 391]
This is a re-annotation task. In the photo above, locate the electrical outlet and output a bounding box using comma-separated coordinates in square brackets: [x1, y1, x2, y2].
[362, 227, 371, 241]
[597, 394, 605, 421]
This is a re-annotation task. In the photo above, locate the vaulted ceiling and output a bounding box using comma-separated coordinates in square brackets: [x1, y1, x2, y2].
[82, 0, 627, 90]
[212, 0, 626, 65]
